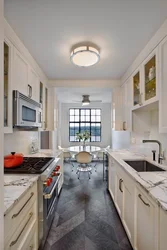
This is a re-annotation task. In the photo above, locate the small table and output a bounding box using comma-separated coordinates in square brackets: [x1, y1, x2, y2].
[68, 145, 101, 153]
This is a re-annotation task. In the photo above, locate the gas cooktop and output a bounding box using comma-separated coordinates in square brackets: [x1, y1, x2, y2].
[4, 157, 55, 174]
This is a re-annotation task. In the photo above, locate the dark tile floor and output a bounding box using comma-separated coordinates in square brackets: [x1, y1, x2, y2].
[44, 162, 133, 250]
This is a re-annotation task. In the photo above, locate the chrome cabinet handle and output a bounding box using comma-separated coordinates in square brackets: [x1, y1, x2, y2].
[119, 179, 123, 193]
[12, 192, 34, 218]
[28, 84, 32, 98]
[138, 194, 150, 207]
[10, 212, 33, 246]
[43, 121, 46, 130]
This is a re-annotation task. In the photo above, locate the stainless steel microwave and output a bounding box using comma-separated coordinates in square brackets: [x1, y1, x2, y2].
[13, 90, 42, 128]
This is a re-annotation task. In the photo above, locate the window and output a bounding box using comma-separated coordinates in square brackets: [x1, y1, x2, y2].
[69, 108, 101, 142]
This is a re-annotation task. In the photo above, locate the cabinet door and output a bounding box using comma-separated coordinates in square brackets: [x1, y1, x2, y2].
[115, 171, 123, 216]
[122, 79, 132, 131]
[4, 38, 13, 133]
[159, 209, 167, 250]
[122, 180, 134, 245]
[132, 67, 142, 108]
[142, 48, 158, 105]
[28, 67, 40, 102]
[13, 48, 29, 95]
[108, 156, 116, 200]
[159, 36, 167, 133]
[134, 187, 158, 250]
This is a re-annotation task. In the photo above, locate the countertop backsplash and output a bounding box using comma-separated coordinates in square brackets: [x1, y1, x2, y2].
[4, 130, 39, 156]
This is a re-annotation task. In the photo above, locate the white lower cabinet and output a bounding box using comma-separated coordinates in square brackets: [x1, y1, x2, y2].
[4, 182, 38, 250]
[134, 186, 159, 250]
[159, 208, 167, 250]
[108, 155, 164, 250]
[108, 155, 116, 200]
[122, 177, 134, 244]
[115, 171, 123, 216]
[114, 162, 134, 245]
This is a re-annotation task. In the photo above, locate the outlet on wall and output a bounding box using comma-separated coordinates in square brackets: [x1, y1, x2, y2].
[131, 137, 136, 144]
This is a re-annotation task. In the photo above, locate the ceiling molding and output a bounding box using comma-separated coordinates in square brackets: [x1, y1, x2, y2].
[48, 79, 121, 88]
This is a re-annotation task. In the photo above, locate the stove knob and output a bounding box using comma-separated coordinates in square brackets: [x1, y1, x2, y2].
[55, 165, 60, 171]
[51, 171, 56, 176]
[44, 178, 53, 187]
[48, 177, 52, 183]
[44, 179, 51, 187]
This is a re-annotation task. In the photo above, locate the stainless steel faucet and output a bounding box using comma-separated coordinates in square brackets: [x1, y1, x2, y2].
[142, 140, 164, 164]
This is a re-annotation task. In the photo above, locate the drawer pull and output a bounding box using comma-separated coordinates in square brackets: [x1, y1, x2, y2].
[12, 192, 34, 218]
[10, 212, 33, 246]
[119, 179, 123, 193]
[138, 194, 150, 207]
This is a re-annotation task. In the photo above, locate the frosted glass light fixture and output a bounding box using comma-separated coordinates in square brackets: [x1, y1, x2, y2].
[70, 45, 100, 67]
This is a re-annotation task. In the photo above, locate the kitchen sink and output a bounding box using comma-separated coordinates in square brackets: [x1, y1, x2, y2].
[124, 160, 165, 172]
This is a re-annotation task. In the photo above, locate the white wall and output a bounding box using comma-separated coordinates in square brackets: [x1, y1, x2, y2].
[59, 102, 111, 148]
[4, 130, 39, 155]
[0, 0, 4, 247]
[130, 110, 167, 162]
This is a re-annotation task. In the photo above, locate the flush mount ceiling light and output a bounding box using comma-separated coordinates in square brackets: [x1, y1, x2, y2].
[70, 45, 100, 67]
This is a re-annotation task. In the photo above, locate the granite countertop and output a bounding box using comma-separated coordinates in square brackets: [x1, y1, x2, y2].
[26, 149, 62, 158]
[4, 149, 62, 215]
[107, 149, 167, 211]
[4, 174, 39, 215]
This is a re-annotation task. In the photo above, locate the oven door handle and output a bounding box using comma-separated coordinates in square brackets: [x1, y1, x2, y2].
[43, 175, 60, 199]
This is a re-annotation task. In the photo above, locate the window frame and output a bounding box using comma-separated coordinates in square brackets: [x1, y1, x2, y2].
[69, 108, 102, 142]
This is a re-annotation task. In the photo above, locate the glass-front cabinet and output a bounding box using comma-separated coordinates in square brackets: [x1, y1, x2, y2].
[4, 39, 13, 133]
[143, 49, 158, 103]
[132, 49, 158, 110]
[144, 54, 156, 101]
[132, 69, 141, 107]
[4, 42, 9, 127]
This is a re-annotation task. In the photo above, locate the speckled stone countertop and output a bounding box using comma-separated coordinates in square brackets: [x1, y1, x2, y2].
[107, 149, 167, 211]
[26, 149, 62, 158]
[4, 175, 39, 215]
[4, 149, 62, 215]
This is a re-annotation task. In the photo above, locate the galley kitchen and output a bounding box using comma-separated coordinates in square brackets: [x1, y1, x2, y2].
[2, 1, 167, 250]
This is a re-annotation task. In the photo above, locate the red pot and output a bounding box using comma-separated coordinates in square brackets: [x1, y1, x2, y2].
[4, 152, 24, 168]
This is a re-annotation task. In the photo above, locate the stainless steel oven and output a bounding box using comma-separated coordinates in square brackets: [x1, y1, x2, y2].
[13, 90, 42, 128]
[42, 173, 60, 245]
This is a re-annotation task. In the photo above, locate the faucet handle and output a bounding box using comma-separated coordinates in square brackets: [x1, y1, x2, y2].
[152, 150, 156, 161]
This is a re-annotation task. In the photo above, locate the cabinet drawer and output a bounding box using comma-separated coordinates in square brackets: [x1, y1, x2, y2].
[5, 182, 37, 242]
[20, 222, 38, 250]
[5, 200, 37, 250]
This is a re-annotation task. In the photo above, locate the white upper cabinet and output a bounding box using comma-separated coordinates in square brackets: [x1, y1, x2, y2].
[122, 78, 132, 131]
[13, 48, 40, 103]
[4, 38, 13, 133]
[28, 67, 40, 103]
[131, 48, 158, 110]
[13, 48, 29, 96]
[142, 48, 158, 105]
[132, 66, 142, 108]
[159, 36, 167, 133]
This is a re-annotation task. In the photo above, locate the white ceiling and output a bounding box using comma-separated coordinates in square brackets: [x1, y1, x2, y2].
[4, 0, 167, 80]
[56, 87, 112, 103]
